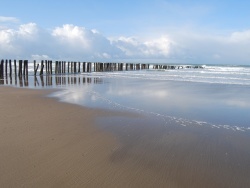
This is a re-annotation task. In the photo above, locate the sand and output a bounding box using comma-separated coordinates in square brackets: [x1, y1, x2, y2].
[1, 86, 250, 188]
[0, 87, 121, 187]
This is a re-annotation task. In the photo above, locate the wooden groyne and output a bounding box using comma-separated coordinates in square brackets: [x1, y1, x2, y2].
[0, 59, 204, 78]
[0, 59, 151, 77]
[152, 64, 204, 69]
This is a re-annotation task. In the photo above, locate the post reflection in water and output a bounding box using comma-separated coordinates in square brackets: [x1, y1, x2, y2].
[0, 74, 104, 88]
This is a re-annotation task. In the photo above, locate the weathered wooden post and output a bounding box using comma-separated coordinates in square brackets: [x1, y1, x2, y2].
[47, 60, 50, 74]
[49, 60, 52, 74]
[18, 60, 23, 77]
[59, 61, 62, 74]
[60, 61, 62, 74]
[67, 61, 70, 73]
[73, 62, 76, 73]
[55, 61, 58, 74]
[23, 60, 26, 75]
[23, 60, 28, 76]
[0, 59, 4, 78]
[64, 61, 66, 73]
[40, 60, 44, 75]
[34, 64, 39, 76]
[78, 62, 80, 73]
[61, 61, 63, 73]
[33, 60, 36, 75]
[100, 63, 102, 72]
[95, 63, 98, 72]
[14, 59, 16, 76]
[9, 59, 12, 76]
[88, 62, 92, 72]
[87, 62, 89, 72]
[83, 62, 86, 72]
[70, 61, 72, 73]
[5, 59, 8, 77]
[45, 60, 48, 73]
[61, 61, 64, 73]
[93, 62, 96, 72]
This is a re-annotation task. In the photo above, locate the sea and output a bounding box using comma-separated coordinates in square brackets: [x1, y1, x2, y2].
[1, 64, 250, 131]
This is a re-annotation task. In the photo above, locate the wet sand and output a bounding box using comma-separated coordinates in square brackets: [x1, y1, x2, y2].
[0, 87, 119, 187]
[1, 87, 250, 188]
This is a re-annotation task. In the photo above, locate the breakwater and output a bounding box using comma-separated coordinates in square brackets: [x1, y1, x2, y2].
[0, 59, 205, 78]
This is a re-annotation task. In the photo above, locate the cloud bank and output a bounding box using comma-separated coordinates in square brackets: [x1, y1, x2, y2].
[1, 18, 250, 64]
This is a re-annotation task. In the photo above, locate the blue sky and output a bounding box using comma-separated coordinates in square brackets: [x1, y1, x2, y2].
[1, 0, 250, 64]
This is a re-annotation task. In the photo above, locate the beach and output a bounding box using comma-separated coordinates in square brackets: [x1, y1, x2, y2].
[1, 75, 250, 187]
[0, 87, 120, 187]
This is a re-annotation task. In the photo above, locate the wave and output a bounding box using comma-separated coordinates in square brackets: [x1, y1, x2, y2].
[91, 66, 250, 85]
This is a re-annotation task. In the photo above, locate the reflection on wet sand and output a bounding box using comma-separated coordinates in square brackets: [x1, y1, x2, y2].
[0, 74, 103, 88]
[0, 75, 29, 87]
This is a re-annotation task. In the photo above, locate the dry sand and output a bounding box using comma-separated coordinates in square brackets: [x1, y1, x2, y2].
[1, 86, 250, 188]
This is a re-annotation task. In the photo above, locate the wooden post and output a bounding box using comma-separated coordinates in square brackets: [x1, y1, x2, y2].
[33, 60, 36, 75]
[34, 64, 39, 76]
[83, 62, 86, 72]
[18, 60, 23, 76]
[78, 62, 80, 73]
[47, 61, 50, 74]
[68, 61, 70, 73]
[45, 60, 48, 73]
[60, 61, 62, 74]
[0, 59, 4, 78]
[87, 63, 89, 72]
[40, 60, 44, 75]
[61, 61, 63, 73]
[64, 61, 66, 73]
[23, 60, 28, 76]
[55, 61, 58, 74]
[50, 60, 53, 74]
[9, 59, 12, 76]
[74, 62, 76, 73]
[5, 59, 8, 76]
[101, 63, 104, 72]
[23, 60, 26, 75]
[88, 62, 92, 72]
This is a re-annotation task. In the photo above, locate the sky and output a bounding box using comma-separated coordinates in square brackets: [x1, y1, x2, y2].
[0, 0, 250, 65]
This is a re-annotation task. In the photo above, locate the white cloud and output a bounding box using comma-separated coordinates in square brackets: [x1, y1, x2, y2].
[1, 21, 250, 65]
[143, 36, 172, 56]
[229, 30, 250, 43]
[31, 54, 51, 61]
[18, 23, 38, 38]
[110, 36, 173, 58]
[52, 24, 90, 47]
[0, 16, 19, 23]
[169, 29, 250, 64]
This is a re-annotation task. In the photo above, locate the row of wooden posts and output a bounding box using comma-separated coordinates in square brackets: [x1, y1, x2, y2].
[152, 64, 204, 69]
[0, 59, 206, 78]
[0, 59, 29, 78]
[0, 59, 150, 77]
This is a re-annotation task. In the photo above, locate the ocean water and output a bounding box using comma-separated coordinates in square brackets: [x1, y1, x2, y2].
[1, 64, 250, 131]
